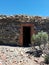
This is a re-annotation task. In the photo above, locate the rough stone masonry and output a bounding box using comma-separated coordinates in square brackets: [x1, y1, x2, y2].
[0, 15, 49, 46]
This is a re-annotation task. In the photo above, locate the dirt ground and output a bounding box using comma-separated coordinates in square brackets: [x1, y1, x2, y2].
[0, 46, 44, 65]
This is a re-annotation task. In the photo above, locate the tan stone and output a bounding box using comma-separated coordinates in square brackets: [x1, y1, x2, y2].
[0, 62, 2, 65]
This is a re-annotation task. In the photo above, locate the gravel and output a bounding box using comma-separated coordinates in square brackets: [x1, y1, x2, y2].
[0, 46, 44, 65]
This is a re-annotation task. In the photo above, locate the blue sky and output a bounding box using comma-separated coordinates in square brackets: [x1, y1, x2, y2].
[0, 0, 49, 16]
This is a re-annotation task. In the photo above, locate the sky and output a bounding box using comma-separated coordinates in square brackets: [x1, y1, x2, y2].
[0, 0, 49, 16]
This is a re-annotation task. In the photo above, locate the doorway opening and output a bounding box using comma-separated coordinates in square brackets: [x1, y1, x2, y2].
[23, 26, 31, 47]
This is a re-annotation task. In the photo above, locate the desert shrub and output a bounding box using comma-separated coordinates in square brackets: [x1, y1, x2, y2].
[31, 34, 36, 46]
[31, 31, 48, 47]
[44, 54, 49, 64]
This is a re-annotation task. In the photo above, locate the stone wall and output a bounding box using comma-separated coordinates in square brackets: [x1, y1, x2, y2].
[0, 15, 49, 46]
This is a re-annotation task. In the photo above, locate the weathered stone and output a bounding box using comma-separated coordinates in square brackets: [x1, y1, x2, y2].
[0, 62, 2, 65]
[0, 15, 49, 46]
[9, 48, 15, 52]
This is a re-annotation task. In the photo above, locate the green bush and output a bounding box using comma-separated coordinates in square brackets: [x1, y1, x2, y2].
[44, 54, 49, 64]
[31, 31, 48, 47]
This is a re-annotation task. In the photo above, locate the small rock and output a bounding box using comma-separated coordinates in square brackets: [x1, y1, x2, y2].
[0, 62, 2, 65]
[35, 46, 40, 50]
[42, 54, 45, 58]
[9, 48, 15, 52]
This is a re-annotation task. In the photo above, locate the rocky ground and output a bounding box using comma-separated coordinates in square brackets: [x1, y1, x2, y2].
[0, 46, 44, 65]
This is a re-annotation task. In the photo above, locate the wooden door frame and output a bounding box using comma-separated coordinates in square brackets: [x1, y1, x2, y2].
[19, 23, 35, 46]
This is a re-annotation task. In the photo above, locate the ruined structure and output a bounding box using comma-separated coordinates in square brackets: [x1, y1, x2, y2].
[0, 15, 49, 46]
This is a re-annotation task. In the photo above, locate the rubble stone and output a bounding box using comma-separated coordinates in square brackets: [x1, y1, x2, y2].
[0, 15, 49, 46]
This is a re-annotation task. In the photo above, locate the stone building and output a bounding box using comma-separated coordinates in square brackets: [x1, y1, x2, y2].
[0, 15, 49, 46]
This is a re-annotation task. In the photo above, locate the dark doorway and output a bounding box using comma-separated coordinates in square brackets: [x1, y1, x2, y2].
[23, 26, 31, 47]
